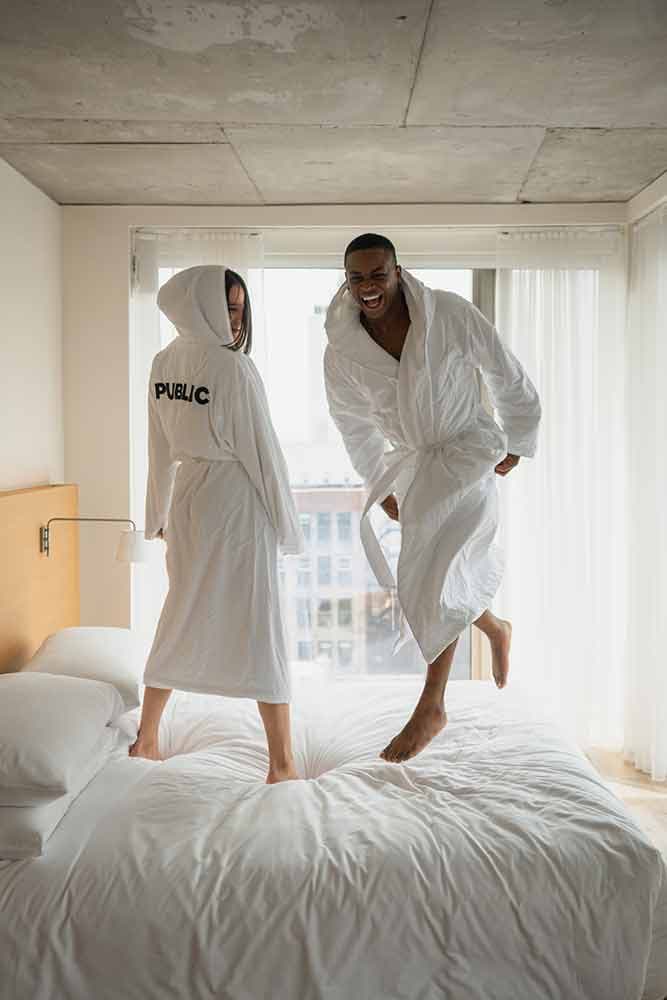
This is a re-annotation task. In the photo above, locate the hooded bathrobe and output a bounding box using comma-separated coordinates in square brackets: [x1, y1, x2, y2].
[324, 269, 541, 665]
[143, 266, 302, 702]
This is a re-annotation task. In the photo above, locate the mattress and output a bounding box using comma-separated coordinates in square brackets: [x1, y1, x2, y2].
[1, 678, 665, 1000]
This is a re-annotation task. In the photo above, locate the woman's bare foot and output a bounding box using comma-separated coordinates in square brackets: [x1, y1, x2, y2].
[128, 730, 162, 761]
[490, 619, 512, 689]
[380, 703, 447, 764]
[266, 759, 299, 784]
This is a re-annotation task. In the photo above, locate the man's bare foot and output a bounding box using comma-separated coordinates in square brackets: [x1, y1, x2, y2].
[128, 730, 162, 761]
[266, 761, 299, 784]
[490, 619, 512, 689]
[380, 703, 447, 763]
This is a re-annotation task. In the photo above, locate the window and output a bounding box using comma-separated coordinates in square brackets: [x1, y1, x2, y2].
[338, 557, 352, 586]
[336, 512, 352, 544]
[317, 555, 331, 586]
[299, 514, 311, 541]
[317, 512, 331, 544]
[137, 258, 478, 681]
[338, 598, 353, 628]
[296, 598, 311, 629]
[297, 558, 311, 589]
[317, 599, 333, 628]
[252, 267, 475, 680]
[338, 641, 354, 668]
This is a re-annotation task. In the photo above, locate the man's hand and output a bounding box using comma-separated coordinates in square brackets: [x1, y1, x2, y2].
[380, 494, 400, 521]
[495, 453, 520, 477]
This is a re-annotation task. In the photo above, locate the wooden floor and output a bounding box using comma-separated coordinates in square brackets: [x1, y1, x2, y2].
[588, 748, 667, 858]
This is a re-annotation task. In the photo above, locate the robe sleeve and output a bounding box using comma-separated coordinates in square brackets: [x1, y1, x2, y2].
[465, 302, 542, 458]
[324, 346, 389, 491]
[145, 378, 178, 540]
[230, 361, 303, 555]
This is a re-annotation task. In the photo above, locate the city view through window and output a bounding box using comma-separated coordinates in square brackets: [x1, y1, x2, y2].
[159, 267, 474, 682]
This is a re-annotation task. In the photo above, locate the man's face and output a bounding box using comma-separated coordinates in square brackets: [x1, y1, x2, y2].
[345, 248, 401, 321]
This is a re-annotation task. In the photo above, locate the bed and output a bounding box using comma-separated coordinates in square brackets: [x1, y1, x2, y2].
[1, 675, 665, 1000]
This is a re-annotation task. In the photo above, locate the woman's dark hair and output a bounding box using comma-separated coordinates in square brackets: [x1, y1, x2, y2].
[224, 268, 253, 355]
[344, 233, 397, 266]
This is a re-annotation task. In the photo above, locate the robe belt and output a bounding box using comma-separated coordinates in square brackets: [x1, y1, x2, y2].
[360, 442, 444, 591]
[178, 454, 238, 465]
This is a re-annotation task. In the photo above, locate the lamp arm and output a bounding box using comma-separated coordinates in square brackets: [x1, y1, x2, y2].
[40, 517, 138, 556]
[46, 517, 137, 530]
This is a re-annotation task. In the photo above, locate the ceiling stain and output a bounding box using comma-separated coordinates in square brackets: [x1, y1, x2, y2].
[123, 0, 341, 54]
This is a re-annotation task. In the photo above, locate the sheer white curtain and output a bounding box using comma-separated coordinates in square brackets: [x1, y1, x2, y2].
[624, 206, 667, 780]
[130, 230, 265, 662]
[494, 228, 627, 748]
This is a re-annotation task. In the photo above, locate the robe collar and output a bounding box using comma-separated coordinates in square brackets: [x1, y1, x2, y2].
[325, 268, 437, 446]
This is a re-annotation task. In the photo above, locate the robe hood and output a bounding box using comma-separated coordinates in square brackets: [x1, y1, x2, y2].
[157, 265, 235, 347]
[324, 267, 436, 352]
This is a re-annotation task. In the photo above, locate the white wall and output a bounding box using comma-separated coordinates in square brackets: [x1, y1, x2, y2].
[0, 160, 63, 490]
[62, 201, 627, 627]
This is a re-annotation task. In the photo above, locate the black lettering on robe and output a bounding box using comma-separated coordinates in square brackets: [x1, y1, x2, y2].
[155, 381, 210, 406]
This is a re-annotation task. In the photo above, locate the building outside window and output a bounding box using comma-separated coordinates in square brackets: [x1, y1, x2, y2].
[299, 513, 311, 542]
[318, 555, 331, 586]
[296, 597, 311, 629]
[336, 511, 352, 544]
[338, 640, 354, 668]
[338, 598, 353, 628]
[317, 641, 334, 661]
[317, 599, 333, 628]
[297, 558, 311, 588]
[297, 641, 313, 661]
[337, 557, 352, 586]
[317, 512, 331, 545]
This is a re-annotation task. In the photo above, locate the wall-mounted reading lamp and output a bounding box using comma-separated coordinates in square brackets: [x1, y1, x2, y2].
[40, 517, 148, 563]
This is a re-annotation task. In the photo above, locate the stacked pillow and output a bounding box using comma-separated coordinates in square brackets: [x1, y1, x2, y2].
[0, 627, 143, 859]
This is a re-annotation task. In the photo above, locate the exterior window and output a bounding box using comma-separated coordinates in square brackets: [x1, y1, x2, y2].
[337, 512, 352, 544]
[338, 598, 353, 627]
[317, 512, 331, 544]
[299, 513, 311, 541]
[338, 557, 352, 586]
[297, 558, 311, 588]
[318, 555, 331, 585]
[317, 641, 334, 661]
[297, 641, 313, 660]
[338, 640, 354, 667]
[317, 599, 333, 628]
[297, 598, 311, 629]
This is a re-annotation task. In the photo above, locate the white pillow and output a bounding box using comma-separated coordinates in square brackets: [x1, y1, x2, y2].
[24, 626, 141, 711]
[0, 672, 124, 806]
[0, 728, 117, 859]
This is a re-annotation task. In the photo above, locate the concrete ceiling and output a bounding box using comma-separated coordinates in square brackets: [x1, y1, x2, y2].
[0, 0, 666, 205]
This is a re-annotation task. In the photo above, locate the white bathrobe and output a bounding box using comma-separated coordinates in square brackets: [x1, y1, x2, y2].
[143, 266, 302, 702]
[324, 270, 541, 664]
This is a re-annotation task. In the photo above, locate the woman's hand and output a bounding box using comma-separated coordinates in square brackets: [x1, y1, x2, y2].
[495, 453, 520, 477]
[380, 494, 400, 521]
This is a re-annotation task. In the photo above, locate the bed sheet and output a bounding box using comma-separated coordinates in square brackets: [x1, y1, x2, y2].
[1, 678, 665, 1000]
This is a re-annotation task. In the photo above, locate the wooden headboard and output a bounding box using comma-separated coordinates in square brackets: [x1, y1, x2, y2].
[0, 484, 80, 673]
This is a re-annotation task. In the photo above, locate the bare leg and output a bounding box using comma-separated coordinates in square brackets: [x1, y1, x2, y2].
[257, 702, 299, 784]
[473, 610, 512, 689]
[380, 639, 458, 764]
[128, 686, 172, 760]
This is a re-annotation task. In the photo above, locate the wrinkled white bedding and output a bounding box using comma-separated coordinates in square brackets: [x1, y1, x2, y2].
[1, 679, 665, 1000]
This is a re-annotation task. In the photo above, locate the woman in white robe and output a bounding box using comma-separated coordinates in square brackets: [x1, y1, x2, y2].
[324, 240, 541, 762]
[130, 265, 303, 784]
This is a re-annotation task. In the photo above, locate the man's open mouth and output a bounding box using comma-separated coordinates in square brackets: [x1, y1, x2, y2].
[361, 293, 383, 311]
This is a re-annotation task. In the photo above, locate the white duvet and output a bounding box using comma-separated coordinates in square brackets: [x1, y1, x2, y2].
[1, 679, 665, 1000]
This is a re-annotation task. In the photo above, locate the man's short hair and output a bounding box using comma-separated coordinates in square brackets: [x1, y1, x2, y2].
[344, 233, 397, 266]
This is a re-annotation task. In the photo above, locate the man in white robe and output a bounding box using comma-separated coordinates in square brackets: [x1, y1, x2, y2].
[324, 234, 541, 763]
